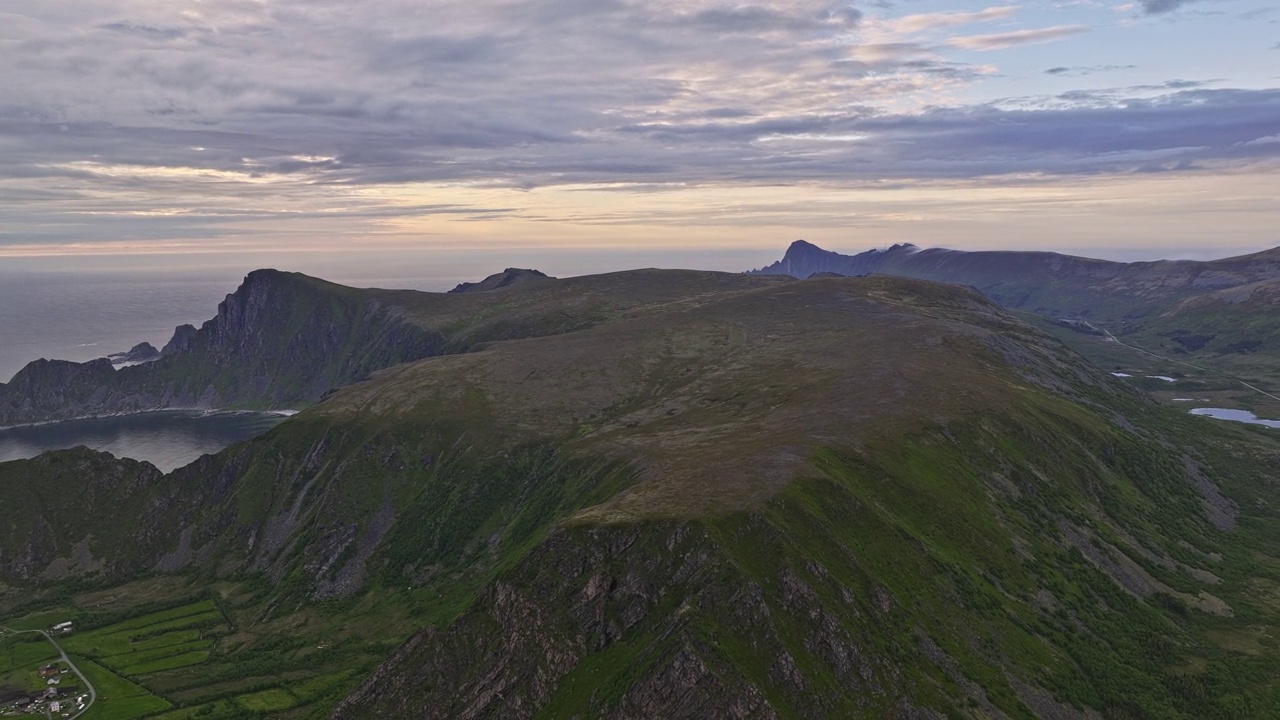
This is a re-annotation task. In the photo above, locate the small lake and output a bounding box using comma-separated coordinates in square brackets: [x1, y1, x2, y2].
[1189, 407, 1280, 429]
[0, 410, 291, 472]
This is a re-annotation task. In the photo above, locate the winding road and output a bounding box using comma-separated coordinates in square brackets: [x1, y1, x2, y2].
[0, 626, 95, 719]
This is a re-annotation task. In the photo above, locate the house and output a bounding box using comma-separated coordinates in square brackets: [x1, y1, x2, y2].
[48, 676, 62, 685]
[39, 664, 61, 678]
[51, 621, 73, 634]
[50, 701, 61, 713]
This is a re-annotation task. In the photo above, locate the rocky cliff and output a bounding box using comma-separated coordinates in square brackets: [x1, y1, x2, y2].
[0, 270, 446, 425]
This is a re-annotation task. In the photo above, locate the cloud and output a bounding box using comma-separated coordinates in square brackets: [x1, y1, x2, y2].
[1140, 0, 1217, 14]
[948, 25, 1089, 51]
[1044, 64, 1137, 76]
[888, 6, 1019, 34]
[0, 0, 1275, 252]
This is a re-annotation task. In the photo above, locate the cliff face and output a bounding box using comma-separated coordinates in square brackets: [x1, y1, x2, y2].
[750, 240, 1280, 319]
[0, 270, 445, 425]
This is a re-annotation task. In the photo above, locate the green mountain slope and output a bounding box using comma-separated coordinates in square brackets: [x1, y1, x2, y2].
[1, 271, 1278, 719]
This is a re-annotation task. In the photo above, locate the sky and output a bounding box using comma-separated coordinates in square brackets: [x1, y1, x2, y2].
[2, 0, 1279, 273]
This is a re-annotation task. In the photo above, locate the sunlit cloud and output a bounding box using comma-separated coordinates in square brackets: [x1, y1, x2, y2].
[0, 0, 1275, 259]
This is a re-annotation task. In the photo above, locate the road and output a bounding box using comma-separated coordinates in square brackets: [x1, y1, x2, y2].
[0, 626, 96, 720]
[1084, 321, 1280, 404]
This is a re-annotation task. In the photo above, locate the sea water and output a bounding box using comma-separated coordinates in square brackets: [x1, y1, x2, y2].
[0, 410, 290, 472]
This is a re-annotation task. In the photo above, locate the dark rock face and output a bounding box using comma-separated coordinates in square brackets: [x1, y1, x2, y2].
[0, 270, 445, 425]
[449, 267, 553, 293]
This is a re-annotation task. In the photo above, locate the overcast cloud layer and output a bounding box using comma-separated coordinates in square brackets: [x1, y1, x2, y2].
[1, 0, 1278, 258]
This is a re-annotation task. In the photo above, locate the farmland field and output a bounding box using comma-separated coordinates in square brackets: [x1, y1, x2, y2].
[1, 594, 384, 719]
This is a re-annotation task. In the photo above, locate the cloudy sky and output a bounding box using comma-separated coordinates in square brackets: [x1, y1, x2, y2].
[2, 0, 1278, 269]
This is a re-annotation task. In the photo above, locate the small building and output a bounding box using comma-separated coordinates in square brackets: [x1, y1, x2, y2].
[51, 621, 73, 634]
[39, 664, 61, 678]
[48, 676, 62, 685]
[50, 701, 61, 713]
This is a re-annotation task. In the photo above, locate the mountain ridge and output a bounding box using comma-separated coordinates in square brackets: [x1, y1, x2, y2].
[749, 240, 1280, 319]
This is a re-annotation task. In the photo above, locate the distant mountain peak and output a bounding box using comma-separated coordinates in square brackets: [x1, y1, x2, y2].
[786, 239, 822, 251]
[449, 268, 554, 294]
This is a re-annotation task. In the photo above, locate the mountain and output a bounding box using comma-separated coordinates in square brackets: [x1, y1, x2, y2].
[749, 240, 1280, 320]
[3, 270, 1278, 719]
[0, 268, 783, 426]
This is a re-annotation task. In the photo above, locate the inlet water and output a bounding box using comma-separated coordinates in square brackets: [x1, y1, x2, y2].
[1189, 408, 1280, 429]
[0, 410, 290, 472]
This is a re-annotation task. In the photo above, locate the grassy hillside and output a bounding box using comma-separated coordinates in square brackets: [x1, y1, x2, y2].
[333, 387, 1280, 719]
[1, 271, 1278, 718]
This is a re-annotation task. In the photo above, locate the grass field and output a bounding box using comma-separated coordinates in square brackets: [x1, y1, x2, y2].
[77, 658, 171, 720]
[1, 595, 388, 719]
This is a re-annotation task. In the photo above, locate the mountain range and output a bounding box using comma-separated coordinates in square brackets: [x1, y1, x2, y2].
[750, 240, 1280, 320]
[1, 253, 1279, 718]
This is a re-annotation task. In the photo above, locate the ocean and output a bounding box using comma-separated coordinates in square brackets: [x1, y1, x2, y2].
[0, 247, 774, 383]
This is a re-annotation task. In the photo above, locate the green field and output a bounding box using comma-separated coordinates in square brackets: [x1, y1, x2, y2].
[1, 596, 385, 719]
[0, 632, 60, 704]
